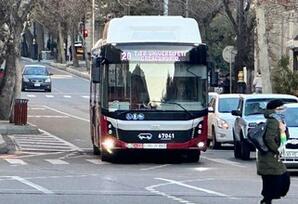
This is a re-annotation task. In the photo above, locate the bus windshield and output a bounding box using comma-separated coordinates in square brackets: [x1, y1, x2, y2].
[102, 62, 207, 112]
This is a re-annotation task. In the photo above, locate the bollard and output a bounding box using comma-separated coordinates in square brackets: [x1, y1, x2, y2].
[14, 99, 29, 125]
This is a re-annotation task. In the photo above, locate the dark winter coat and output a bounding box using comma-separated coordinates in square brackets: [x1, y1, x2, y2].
[256, 110, 287, 175]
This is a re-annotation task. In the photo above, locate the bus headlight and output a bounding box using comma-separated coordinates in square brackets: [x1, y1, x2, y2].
[198, 142, 205, 149]
[102, 138, 115, 153]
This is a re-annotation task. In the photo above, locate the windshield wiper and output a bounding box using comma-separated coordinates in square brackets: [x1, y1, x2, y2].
[149, 100, 194, 118]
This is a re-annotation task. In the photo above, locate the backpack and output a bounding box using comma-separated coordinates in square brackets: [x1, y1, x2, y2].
[247, 122, 269, 153]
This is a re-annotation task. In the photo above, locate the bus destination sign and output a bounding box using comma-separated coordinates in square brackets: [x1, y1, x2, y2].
[121, 50, 188, 62]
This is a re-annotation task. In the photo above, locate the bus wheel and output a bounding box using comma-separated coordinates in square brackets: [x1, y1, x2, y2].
[93, 144, 101, 155]
[186, 150, 200, 163]
[101, 150, 116, 162]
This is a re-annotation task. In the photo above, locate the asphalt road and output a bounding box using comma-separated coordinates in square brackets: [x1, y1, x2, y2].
[0, 60, 297, 204]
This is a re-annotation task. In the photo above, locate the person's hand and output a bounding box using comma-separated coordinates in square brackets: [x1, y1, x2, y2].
[279, 122, 286, 133]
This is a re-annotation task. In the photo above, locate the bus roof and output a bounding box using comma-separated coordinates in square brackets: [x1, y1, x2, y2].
[101, 16, 201, 45]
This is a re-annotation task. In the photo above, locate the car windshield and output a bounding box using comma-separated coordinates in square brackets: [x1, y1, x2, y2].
[285, 107, 298, 127]
[218, 98, 240, 113]
[245, 98, 298, 116]
[23, 67, 47, 75]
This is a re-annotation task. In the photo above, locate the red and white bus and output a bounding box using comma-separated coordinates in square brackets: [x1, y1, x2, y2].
[90, 16, 208, 162]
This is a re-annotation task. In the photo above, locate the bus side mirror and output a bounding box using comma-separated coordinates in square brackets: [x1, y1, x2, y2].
[91, 57, 101, 83]
[210, 70, 218, 87]
[208, 62, 218, 87]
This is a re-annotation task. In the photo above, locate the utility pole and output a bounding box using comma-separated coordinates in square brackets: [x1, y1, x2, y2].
[185, 0, 189, 17]
[164, 0, 168, 16]
[92, 0, 95, 47]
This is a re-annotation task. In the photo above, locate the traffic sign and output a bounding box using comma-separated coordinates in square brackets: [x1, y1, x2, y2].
[222, 46, 237, 63]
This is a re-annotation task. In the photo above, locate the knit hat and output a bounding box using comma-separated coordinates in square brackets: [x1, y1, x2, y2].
[266, 99, 284, 110]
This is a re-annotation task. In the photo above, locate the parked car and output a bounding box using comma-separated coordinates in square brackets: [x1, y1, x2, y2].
[281, 103, 298, 168]
[22, 65, 52, 92]
[232, 94, 298, 160]
[208, 94, 240, 148]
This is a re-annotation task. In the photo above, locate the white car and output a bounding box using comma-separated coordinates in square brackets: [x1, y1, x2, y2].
[208, 92, 218, 104]
[281, 103, 298, 168]
[208, 94, 240, 149]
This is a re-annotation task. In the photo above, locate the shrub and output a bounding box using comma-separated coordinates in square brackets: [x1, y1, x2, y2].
[272, 56, 298, 96]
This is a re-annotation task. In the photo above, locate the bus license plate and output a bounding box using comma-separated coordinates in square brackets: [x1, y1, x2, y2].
[143, 143, 167, 149]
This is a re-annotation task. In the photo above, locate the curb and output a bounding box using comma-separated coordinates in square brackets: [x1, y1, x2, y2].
[0, 135, 9, 154]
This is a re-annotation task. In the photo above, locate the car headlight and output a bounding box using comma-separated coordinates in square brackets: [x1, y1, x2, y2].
[23, 77, 29, 82]
[217, 118, 229, 129]
[45, 78, 51, 83]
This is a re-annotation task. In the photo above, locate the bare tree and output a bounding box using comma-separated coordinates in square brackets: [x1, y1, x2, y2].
[0, 0, 36, 120]
[223, 0, 255, 92]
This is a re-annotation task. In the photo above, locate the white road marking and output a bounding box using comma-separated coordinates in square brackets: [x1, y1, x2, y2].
[146, 182, 195, 204]
[45, 159, 69, 165]
[5, 159, 27, 165]
[194, 167, 211, 172]
[45, 95, 54, 98]
[12, 129, 82, 155]
[29, 107, 46, 110]
[63, 95, 72, 98]
[28, 115, 69, 118]
[43, 105, 89, 122]
[86, 159, 105, 165]
[201, 156, 245, 168]
[27, 95, 36, 98]
[140, 164, 170, 171]
[82, 96, 89, 99]
[51, 75, 73, 79]
[12, 176, 54, 194]
[156, 178, 235, 199]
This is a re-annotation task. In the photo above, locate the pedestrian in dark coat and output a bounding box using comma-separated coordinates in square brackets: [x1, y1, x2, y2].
[257, 99, 290, 204]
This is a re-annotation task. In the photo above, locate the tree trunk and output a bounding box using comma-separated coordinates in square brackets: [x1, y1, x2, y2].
[255, 6, 272, 93]
[71, 25, 79, 67]
[57, 22, 66, 64]
[0, 45, 16, 120]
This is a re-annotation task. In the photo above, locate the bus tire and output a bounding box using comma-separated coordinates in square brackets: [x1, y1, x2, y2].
[186, 150, 200, 163]
[101, 150, 116, 162]
[93, 144, 101, 155]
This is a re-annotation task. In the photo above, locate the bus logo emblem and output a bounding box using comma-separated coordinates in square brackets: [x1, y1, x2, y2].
[138, 133, 152, 140]
[126, 113, 145, 120]
[126, 113, 134, 120]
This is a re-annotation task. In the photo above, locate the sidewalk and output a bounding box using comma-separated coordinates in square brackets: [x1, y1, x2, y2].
[21, 57, 90, 80]
[0, 121, 40, 154]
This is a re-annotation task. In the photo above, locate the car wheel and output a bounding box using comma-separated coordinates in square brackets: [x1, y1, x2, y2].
[211, 128, 221, 149]
[240, 139, 250, 160]
[233, 131, 241, 159]
[45, 88, 51, 92]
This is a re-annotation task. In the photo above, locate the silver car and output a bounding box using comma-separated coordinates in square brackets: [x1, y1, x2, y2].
[232, 94, 298, 160]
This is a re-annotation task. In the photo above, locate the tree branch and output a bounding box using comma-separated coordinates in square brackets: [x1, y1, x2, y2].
[223, 0, 238, 34]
